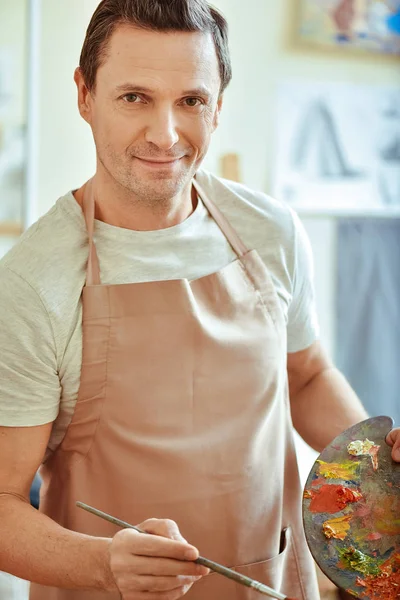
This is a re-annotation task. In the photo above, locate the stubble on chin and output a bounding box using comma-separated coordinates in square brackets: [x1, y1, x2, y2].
[98, 145, 199, 207]
[120, 164, 196, 207]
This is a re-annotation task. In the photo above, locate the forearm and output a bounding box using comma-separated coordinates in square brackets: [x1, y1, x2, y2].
[290, 367, 368, 452]
[0, 495, 115, 591]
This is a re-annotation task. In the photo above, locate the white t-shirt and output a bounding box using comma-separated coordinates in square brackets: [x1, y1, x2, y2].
[0, 170, 319, 453]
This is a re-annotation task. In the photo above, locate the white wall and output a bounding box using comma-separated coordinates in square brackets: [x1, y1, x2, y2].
[0, 0, 27, 127]
[35, 0, 97, 208]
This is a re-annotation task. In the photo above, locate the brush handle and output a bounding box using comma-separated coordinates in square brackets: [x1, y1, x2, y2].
[76, 502, 288, 600]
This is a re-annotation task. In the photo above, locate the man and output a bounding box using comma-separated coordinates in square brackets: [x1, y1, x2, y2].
[0, 1, 399, 599]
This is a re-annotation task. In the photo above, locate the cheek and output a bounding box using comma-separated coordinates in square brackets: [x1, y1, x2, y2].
[202, 106, 218, 130]
[182, 111, 216, 149]
[92, 105, 140, 149]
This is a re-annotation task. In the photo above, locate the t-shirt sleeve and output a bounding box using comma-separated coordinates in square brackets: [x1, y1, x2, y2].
[0, 266, 61, 426]
[286, 211, 320, 353]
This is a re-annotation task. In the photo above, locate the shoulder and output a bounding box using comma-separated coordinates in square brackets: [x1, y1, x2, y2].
[0, 193, 87, 362]
[195, 171, 315, 329]
[1, 192, 87, 302]
[196, 169, 299, 249]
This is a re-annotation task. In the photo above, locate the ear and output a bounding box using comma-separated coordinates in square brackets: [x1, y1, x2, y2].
[212, 95, 224, 132]
[74, 67, 93, 125]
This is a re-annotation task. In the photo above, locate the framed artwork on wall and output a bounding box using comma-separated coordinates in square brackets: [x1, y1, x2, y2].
[296, 0, 400, 57]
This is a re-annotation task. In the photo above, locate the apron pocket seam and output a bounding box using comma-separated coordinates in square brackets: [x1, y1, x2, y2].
[290, 530, 309, 600]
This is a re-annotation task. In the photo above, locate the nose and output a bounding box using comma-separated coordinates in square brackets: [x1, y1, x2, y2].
[144, 106, 179, 151]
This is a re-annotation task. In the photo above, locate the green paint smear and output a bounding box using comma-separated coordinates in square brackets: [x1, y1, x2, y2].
[391, 519, 400, 526]
[339, 548, 382, 577]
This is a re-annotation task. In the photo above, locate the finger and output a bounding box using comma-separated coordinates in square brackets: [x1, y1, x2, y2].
[139, 519, 187, 543]
[386, 429, 400, 461]
[121, 574, 201, 592]
[124, 588, 192, 600]
[391, 437, 400, 462]
[386, 428, 399, 447]
[130, 555, 209, 577]
[121, 529, 199, 561]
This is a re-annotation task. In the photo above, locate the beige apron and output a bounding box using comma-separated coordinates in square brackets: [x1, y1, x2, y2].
[31, 177, 320, 600]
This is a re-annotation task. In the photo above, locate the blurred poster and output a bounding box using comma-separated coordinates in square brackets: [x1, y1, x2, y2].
[297, 0, 400, 56]
[273, 82, 400, 213]
[0, 50, 13, 112]
[0, 0, 28, 236]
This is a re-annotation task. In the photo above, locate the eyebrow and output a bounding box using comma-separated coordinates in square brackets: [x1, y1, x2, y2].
[114, 83, 212, 98]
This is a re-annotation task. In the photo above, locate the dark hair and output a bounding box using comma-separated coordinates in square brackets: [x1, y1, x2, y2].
[79, 0, 232, 94]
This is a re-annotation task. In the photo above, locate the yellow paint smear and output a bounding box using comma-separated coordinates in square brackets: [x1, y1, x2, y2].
[323, 515, 352, 540]
[317, 460, 360, 480]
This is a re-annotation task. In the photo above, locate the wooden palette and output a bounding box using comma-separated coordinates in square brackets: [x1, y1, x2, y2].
[303, 416, 400, 599]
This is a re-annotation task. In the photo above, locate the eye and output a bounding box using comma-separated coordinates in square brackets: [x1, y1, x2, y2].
[183, 97, 203, 108]
[122, 93, 141, 103]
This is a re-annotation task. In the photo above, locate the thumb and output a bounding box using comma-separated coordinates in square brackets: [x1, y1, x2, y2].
[386, 428, 400, 462]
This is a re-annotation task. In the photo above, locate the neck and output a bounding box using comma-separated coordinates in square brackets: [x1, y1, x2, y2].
[74, 170, 197, 232]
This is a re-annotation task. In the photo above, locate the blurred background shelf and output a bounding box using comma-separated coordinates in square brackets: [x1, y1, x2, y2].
[294, 207, 400, 219]
[0, 221, 24, 236]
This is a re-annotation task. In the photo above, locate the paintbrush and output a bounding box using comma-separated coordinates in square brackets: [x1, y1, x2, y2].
[76, 502, 296, 600]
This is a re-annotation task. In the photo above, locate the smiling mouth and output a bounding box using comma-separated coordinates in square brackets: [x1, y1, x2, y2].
[135, 157, 182, 165]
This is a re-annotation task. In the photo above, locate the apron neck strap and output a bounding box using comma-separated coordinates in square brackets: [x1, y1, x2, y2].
[192, 178, 248, 258]
[81, 176, 249, 286]
[82, 178, 101, 286]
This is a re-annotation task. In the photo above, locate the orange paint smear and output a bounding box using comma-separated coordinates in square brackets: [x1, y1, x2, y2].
[356, 556, 400, 600]
[369, 445, 380, 471]
[308, 484, 362, 513]
[366, 532, 382, 541]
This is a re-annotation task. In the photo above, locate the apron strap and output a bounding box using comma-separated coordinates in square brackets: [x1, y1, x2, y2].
[192, 178, 248, 258]
[82, 178, 101, 286]
[81, 176, 249, 286]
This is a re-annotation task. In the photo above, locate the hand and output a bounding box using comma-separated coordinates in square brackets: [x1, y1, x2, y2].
[386, 428, 400, 462]
[108, 518, 209, 600]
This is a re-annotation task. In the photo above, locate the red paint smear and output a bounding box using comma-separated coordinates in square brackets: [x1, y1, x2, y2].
[312, 477, 326, 487]
[356, 554, 400, 600]
[309, 484, 362, 513]
[366, 532, 382, 541]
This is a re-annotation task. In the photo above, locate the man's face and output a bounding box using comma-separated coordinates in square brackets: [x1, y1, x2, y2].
[76, 25, 223, 203]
